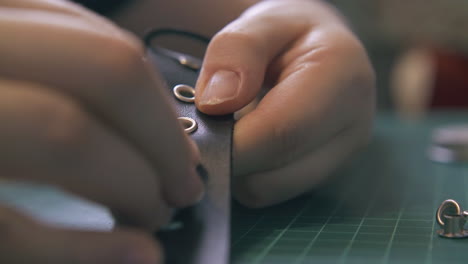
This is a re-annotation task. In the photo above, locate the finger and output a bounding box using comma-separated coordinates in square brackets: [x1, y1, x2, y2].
[233, 118, 371, 208]
[0, 79, 171, 230]
[233, 28, 374, 177]
[0, 204, 162, 264]
[195, 0, 312, 115]
[0, 10, 203, 207]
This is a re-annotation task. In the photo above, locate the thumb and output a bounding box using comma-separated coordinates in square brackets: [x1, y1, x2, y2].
[195, 2, 309, 115]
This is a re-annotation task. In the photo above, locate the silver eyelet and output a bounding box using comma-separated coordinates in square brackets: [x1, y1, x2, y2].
[437, 199, 462, 226]
[178, 117, 197, 134]
[173, 84, 195, 103]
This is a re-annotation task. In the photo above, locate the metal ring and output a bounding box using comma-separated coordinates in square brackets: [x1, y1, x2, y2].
[178, 117, 197, 134]
[437, 199, 462, 226]
[173, 84, 195, 103]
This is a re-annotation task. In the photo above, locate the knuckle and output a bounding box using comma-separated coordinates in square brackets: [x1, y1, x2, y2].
[95, 37, 145, 78]
[333, 34, 376, 88]
[36, 97, 92, 154]
[89, 35, 148, 101]
[212, 30, 254, 45]
[210, 30, 264, 56]
[328, 31, 365, 57]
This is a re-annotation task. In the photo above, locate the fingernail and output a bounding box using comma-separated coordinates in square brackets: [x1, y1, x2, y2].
[199, 70, 240, 105]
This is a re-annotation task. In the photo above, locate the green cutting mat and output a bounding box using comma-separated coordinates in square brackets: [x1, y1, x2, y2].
[231, 111, 468, 264]
[0, 112, 467, 263]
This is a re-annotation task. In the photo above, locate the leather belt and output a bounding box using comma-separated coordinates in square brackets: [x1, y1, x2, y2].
[147, 44, 234, 264]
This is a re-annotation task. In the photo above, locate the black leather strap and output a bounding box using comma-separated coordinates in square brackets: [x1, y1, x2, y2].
[147, 47, 233, 264]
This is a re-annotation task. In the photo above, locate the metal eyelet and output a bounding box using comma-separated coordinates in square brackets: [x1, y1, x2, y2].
[173, 84, 195, 103]
[437, 199, 462, 226]
[178, 117, 197, 134]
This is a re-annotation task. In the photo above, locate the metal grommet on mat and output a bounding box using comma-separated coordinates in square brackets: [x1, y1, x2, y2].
[178, 117, 197, 134]
[437, 199, 462, 226]
[173, 84, 195, 103]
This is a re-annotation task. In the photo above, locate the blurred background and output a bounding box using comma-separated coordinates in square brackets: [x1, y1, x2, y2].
[328, 0, 468, 117]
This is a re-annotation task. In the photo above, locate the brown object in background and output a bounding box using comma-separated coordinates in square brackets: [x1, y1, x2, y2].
[431, 49, 468, 109]
[391, 47, 468, 119]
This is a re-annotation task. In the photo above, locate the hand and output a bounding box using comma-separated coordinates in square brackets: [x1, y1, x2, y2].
[0, 0, 204, 263]
[195, 0, 375, 207]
